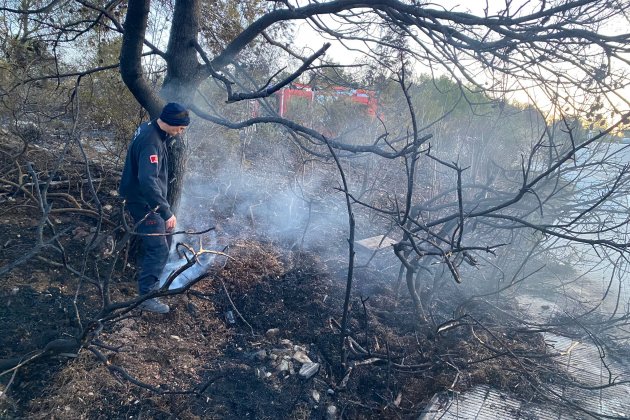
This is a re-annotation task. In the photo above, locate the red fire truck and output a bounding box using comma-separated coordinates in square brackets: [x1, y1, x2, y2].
[274, 83, 378, 118]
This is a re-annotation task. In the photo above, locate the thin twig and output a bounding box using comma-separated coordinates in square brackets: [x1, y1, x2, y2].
[219, 278, 255, 335]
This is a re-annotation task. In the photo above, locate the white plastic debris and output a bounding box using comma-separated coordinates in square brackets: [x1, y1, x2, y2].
[158, 245, 216, 289]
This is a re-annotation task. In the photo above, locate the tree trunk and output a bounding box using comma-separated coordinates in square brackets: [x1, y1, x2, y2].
[122, 0, 204, 213]
[119, 0, 162, 118]
[160, 0, 202, 102]
[160, 0, 203, 212]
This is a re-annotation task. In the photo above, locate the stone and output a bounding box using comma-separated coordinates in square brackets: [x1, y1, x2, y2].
[312, 390, 321, 403]
[254, 350, 267, 361]
[326, 405, 338, 420]
[298, 362, 320, 380]
[292, 350, 312, 364]
[265, 328, 280, 338]
[277, 359, 290, 372]
[225, 310, 236, 324]
[279, 338, 293, 347]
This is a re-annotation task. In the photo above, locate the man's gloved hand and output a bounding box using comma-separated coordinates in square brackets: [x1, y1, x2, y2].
[165, 215, 177, 231]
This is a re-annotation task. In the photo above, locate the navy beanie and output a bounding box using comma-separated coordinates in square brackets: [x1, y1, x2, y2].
[160, 103, 190, 126]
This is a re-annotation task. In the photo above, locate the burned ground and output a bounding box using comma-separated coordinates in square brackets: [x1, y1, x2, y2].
[0, 241, 556, 418]
[0, 134, 609, 419]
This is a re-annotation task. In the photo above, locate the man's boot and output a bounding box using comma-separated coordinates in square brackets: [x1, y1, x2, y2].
[139, 297, 170, 314]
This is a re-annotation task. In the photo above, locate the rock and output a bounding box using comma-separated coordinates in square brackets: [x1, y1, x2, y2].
[293, 344, 306, 352]
[103, 204, 113, 212]
[271, 346, 291, 358]
[225, 310, 236, 324]
[312, 390, 321, 403]
[254, 350, 267, 361]
[279, 339, 293, 348]
[298, 362, 320, 380]
[170, 335, 182, 341]
[326, 388, 335, 396]
[277, 359, 290, 372]
[292, 351, 312, 364]
[326, 405, 338, 420]
[265, 328, 280, 338]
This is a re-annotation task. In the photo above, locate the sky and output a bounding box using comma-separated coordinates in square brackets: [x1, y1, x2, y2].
[294, 0, 519, 60]
[292, 0, 630, 118]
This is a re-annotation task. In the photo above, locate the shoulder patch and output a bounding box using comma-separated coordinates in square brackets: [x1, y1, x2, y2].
[149, 154, 158, 164]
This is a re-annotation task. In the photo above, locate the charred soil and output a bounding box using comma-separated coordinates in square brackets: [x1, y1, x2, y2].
[0, 137, 558, 419]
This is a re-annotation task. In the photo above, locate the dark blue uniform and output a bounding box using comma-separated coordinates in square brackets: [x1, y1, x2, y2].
[119, 120, 173, 295]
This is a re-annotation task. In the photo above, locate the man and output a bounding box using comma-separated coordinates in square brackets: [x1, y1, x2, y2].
[119, 102, 190, 313]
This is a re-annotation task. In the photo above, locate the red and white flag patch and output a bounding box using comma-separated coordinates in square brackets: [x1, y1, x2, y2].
[149, 154, 158, 164]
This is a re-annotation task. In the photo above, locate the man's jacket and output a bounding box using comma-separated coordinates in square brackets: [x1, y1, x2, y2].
[119, 120, 173, 220]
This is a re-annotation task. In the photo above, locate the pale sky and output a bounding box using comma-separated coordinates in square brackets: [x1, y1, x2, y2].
[292, 0, 630, 116]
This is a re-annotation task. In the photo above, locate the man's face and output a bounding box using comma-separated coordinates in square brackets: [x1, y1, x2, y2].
[163, 123, 187, 137]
